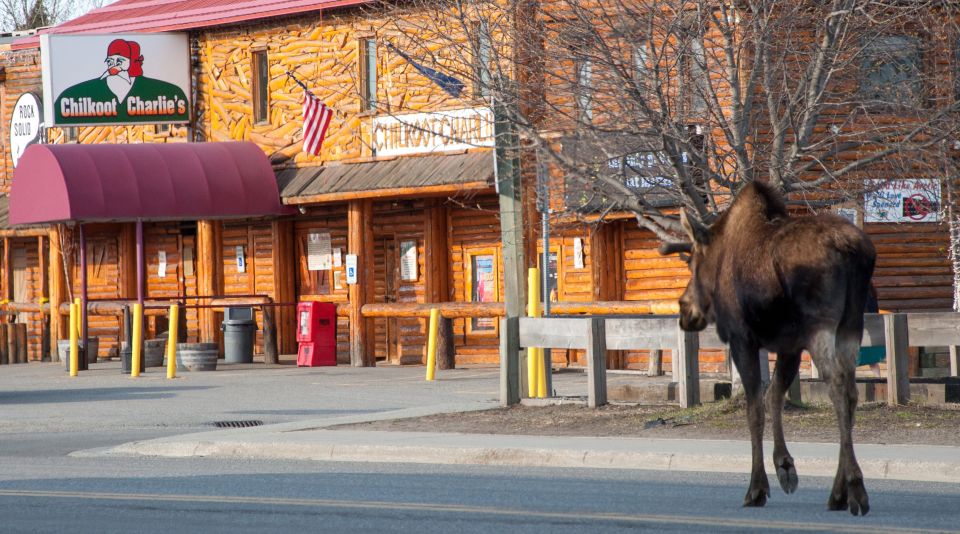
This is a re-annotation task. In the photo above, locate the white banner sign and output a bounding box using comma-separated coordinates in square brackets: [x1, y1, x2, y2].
[372, 107, 494, 157]
[41, 33, 191, 126]
[864, 179, 941, 223]
[10, 93, 43, 168]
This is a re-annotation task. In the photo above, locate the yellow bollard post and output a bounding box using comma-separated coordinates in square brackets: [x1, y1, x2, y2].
[166, 304, 179, 379]
[425, 308, 440, 381]
[69, 303, 79, 377]
[527, 268, 541, 398]
[131, 303, 143, 378]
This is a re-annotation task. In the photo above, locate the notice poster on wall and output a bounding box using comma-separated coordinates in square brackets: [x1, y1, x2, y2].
[864, 179, 941, 223]
[573, 238, 584, 269]
[158, 250, 167, 278]
[471, 254, 496, 331]
[307, 233, 332, 271]
[400, 240, 418, 281]
[236, 245, 246, 273]
[333, 248, 342, 267]
[345, 254, 358, 284]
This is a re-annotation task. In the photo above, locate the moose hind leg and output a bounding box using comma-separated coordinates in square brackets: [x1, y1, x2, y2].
[813, 330, 870, 516]
[767, 351, 801, 494]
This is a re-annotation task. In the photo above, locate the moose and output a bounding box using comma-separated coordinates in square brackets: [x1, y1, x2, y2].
[662, 181, 875, 515]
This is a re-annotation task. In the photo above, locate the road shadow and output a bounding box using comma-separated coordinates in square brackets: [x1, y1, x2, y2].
[0, 386, 213, 405]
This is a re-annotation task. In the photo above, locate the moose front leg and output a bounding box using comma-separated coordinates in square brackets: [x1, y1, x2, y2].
[731, 340, 769, 507]
[767, 351, 801, 495]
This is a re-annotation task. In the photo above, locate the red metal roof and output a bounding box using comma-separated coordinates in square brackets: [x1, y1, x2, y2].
[13, 0, 366, 49]
[9, 142, 293, 224]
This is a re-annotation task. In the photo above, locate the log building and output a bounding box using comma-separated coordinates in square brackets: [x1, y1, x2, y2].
[0, 0, 955, 374]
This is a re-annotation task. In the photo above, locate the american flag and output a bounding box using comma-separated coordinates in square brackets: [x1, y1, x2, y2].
[302, 89, 333, 156]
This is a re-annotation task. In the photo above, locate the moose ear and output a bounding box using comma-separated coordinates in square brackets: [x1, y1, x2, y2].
[680, 209, 710, 246]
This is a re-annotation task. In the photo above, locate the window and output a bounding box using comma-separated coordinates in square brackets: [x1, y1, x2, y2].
[360, 39, 378, 112]
[633, 42, 649, 84]
[688, 39, 707, 111]
[465, 248, 499, 334]
[860, 35, 922, 107]
[576, 56, 593, 122]
[955, 38, 960, 102]
[62, 126, 77, 143]
[474, 20, 493, 99]
[252, 49, 270, 124]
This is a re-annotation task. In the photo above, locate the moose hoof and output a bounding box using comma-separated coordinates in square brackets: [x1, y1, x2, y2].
[828, 478, 869, 516]
[775, 457, 798, 494]
[743, 487, 768, 508]
[847, 483, 870, 516]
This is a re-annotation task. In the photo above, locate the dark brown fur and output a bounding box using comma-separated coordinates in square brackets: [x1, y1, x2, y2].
[675, 182, 875, 515]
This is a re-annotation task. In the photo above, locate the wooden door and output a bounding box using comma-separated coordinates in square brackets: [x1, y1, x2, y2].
[12, 247, 27, 323]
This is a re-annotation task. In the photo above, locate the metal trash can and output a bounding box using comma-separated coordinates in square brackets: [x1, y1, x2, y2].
[221, 307, 257, 364]
[120, 342, 145, 375]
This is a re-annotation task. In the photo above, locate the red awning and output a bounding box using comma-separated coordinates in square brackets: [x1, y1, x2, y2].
[9, 142, 292, 225]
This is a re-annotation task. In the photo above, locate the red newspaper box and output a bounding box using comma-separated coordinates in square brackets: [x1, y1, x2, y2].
[296, 302, 337, 366]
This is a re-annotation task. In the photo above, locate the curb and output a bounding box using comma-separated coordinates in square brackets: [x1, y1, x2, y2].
[84, 430, 960, 484]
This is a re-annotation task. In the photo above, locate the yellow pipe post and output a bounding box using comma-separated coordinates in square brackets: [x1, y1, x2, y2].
[166, 304, 179, 379]
[131, 303, 143, 378]
[527, 268, 541, 398]
[425, 308, 440, 381]
[69, 303, 78, 377]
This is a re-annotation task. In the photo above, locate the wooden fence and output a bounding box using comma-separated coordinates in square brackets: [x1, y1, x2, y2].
[507, 313, 960, 408]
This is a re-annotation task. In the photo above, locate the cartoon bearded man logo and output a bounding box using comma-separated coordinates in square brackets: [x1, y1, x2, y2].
[101, 39, 144, 102]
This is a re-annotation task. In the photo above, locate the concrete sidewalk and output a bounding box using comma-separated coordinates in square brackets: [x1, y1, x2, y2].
[78, 406, 960, 484]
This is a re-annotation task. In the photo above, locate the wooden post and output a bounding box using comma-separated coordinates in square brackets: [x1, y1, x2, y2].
[271, 220, 296, 355]
[348, 200, 376, 366]
[16, 324, 26, 363]
[586, 317, 607, 408]
[499, 316, 520, 406]
[424, 201, 451, 366]
[0, 323, 7, 364]
[6, 324, 16, 366]
[38, 235, 50, 361]
[196, 220, 220, 344]
[262, 303, 278, 365]
[647, 349, 663, 377]
[949, 346, 959, 377]
[495, 100, 527, 393]
[48, 227, 66, 362]
[884, 313, 910, 406]
[437, 316, 455, 370]
[676, 325, 700, 408]
[3, 237, 12, 308]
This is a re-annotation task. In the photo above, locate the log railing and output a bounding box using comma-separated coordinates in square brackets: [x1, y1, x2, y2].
[512, 313, 960, 408]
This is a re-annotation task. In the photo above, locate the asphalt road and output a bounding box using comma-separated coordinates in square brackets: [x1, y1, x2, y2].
[0, 361, 957, 532]
[0, 454, 957, 533]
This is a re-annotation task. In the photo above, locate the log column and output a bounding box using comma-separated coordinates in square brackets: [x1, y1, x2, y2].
[196, 220, 222, 344]
[348, 200, 376, 366]
[590, 222, 624, 369]
[48, 226, 68, 360]
[271, 220, 296, 355]
[424, 200, 453, 368]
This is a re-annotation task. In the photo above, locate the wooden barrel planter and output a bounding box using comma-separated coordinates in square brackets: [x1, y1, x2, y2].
[144, 339, 166, 367]
[173, 342, 218, 372]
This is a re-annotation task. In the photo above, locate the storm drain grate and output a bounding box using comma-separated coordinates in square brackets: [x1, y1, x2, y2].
[212, 420, 264, 429]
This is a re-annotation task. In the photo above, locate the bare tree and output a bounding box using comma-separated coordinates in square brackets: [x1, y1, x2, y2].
[0, 0, 105, 32]
[375, 0, 960, 244]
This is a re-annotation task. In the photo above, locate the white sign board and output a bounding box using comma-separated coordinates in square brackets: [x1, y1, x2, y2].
[864, 179, 940, 223]
[41, 33, 191, 126]
[573, 238, 584, 269]
[307, 233, 332, 271]
[158, 250, 167, 278]
[345, 254, 358, 284]
[400, 240, 418, 281]
[236, 246, 246, 273]
[372, 107, 494, 157]
[10, 93, 43, 168]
